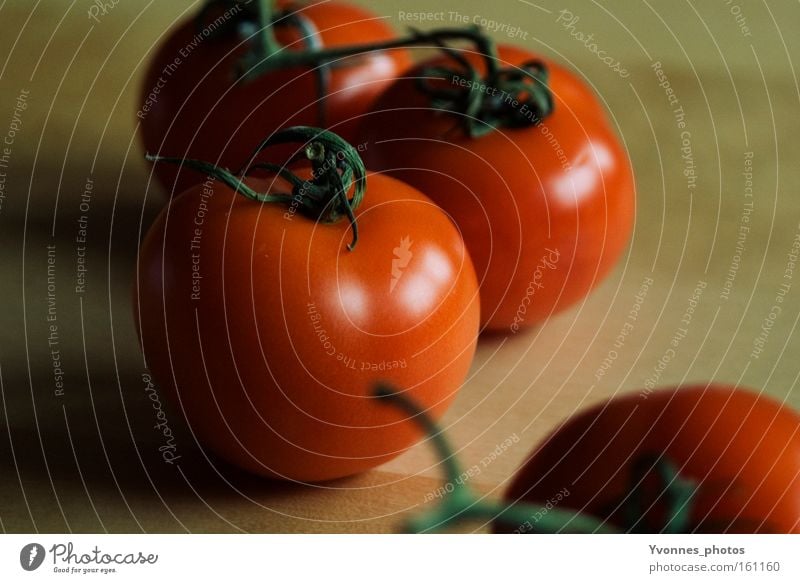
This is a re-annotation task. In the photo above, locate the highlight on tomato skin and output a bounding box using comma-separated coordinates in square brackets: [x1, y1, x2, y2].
[497, 385, 800, 533]
[359, 44, 636, 334]
[133, 167, 480, 483]
[138, 0, 412, 196]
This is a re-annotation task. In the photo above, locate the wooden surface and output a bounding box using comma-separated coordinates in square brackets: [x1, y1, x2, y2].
[1, 0, 799, 532]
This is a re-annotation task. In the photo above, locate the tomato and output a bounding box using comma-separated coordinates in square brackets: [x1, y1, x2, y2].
[139, 0, 411, 195]
[359, 44, 635, 332]
[500, 385, 800, 533]
[134, 169, 480, 482]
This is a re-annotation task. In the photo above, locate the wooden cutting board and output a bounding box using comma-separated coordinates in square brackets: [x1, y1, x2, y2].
[0, 0, 798, 533]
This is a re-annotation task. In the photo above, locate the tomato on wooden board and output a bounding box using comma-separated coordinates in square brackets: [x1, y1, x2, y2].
[359, 44, 635, 332]
[139, 0, 411, 195]
[134, 168, 479, 482]
[501, 385, 800, 533]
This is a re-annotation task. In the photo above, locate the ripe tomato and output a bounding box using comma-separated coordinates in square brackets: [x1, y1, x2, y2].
[359, 45, 635, 332]
[501, 385, 800, 533]
[134, 170, 479, 482]
[139, 0, 410, 195]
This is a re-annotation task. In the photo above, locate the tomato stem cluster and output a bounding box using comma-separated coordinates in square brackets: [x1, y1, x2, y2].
[417, 53, 553, 138]
[146, 126, 366, 250]
[199, 0, 554, 136]
[246, 23, 554, 137]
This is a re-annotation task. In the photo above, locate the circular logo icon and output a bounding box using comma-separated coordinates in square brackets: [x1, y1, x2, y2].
[19, 543, 46, 571]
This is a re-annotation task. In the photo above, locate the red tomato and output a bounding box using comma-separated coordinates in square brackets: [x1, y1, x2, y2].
[501, 385, 800, 533]
[359, 45, 635, 332]
[134, 171, 479, 482]
[139, 1, 410, 195]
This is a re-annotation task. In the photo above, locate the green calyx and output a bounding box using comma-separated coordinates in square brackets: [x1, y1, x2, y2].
[146, 126, 367, 251]
[417, 45, 554, 138]
[374, 383, 697, 534]
[618, 454, 696, 533]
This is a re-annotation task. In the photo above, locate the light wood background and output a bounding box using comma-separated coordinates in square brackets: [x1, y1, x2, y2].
[0, 0, 799, 532]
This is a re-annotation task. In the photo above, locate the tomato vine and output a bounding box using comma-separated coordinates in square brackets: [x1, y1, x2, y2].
[147, 126, 366, 249]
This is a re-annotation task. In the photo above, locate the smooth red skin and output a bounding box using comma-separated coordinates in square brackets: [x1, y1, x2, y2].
[501, 386, 800, 533]
[359, 45, 635, 332]
[134, 173, 479, 482]
[140, 1, 411, 195]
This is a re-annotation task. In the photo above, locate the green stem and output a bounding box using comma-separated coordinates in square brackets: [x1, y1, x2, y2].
[234, 0, 284, 77]
[407, 495, 617, 534]
[374, 383, 464, 483]
[239, 24, 551, 137]
[283, 10, 329, 128]
[144, 154, 293, 205]
[146, 126, 366, 250]
[621, 454, 696, 534]
[242, 26, 495, 78]
[255, 0, 282, 57]
[198, 0, 553, 136]
[373, 384, 618, 534]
